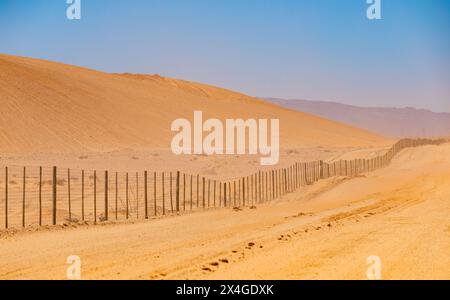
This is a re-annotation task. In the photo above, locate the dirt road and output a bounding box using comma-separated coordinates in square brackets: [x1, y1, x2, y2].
[0, 145, 449, 280]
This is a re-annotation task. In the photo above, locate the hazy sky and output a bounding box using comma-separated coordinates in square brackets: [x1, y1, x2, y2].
[1, 0, 449, 112]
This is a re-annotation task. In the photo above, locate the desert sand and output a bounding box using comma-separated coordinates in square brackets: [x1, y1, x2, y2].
[0, 54, 396, 231]
[0, 54, 446, 280]
[0, 54, 392, 188]
[1, 144, 449, 280]
[0, 54, 386, 156]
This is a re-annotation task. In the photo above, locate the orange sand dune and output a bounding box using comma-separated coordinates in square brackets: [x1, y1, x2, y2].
[0, 54, 386, 154]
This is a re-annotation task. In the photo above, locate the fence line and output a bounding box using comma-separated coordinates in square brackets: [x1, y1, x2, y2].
[0, 138, 447, 229]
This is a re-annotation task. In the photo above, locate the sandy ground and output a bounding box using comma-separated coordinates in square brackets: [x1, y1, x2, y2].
[0, 144, 449, 280]
[0, 145, 383, 180]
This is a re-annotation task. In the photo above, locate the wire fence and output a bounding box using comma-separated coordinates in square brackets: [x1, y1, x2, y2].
[0, 138, 447, 229]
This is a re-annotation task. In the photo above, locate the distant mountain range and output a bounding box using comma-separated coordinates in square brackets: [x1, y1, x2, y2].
[265, 98, 450, 138]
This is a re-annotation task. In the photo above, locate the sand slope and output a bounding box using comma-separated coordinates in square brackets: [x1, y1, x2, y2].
[0, 144, 448, 279]
[0, 54, 386, 154]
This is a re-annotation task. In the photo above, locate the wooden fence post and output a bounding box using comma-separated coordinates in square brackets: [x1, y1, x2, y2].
[214, 180, 217, 208]
[250, 174, 254, 205]
[300, 162, 302, 186]
[298, 164, 302, 186]
[249, 176, 252, 204]
[115, 172, 118, 220]
[319, 160, 323, 180]
[190, 175, 193, 211]
[238, 179, 241, 206]
[310, 163, 313, 183]
[144, 171, 148, 219]
[254, 173, 258, 203]
[22, 167, 26, 228]
[170, 172, 174, 213]
[293, 164, 297, 189]
[265, 172, 268, 201]
[202, 177, 206, 208]
[243, 178, 245, 204]
[276, 169, 283, 198]
[314, 162, 317, 182]
[291, 166, 294, 191]
[197, 174, 199, 208]
[292, 164, 295, 189]
[183, 174, 186, 211]
[104, 170, 108, 221]
[271, 170, 277, 200]
[233, 181, 236, 207]
[306, 164, 309, 186]
[255, 173, 258, 203]
[5, 167, 8, 229]
[82, 170, 85, 221]
[262, 172, 265, 200]
[277, 169, 280, 195]
[255, 171, 261, 203]
[260, 171, 263, 202]
[39, 167, 42, 226]
[126, 172, 129, 218]
[52, 166, 57, 226]
[136, 173, 139, 219]
[271, 171, 274, 199]
[229, 181, 232, 206]
[154, 172, 157, 216]
[289, 167, 292, 192]
[219, 181, 222, 207]
[162, 172, 165, 215]
[176, 171, 180, 212]
[223, 182, 227, 207]
[293, 165, 296, 188]
[286, 168, 289, 193]
[94, 171, 97, 224]
[284, 168, 288, 193]
[208, 179, 211, 208]
[68, 168, 71, 222]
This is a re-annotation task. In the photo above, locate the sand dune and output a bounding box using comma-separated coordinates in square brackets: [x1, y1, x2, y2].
[0, 54, 386, 155]
[1, 144, 448, 279]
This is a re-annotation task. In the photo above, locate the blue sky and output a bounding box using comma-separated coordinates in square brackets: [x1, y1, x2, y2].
[0, 0, 449, 112]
